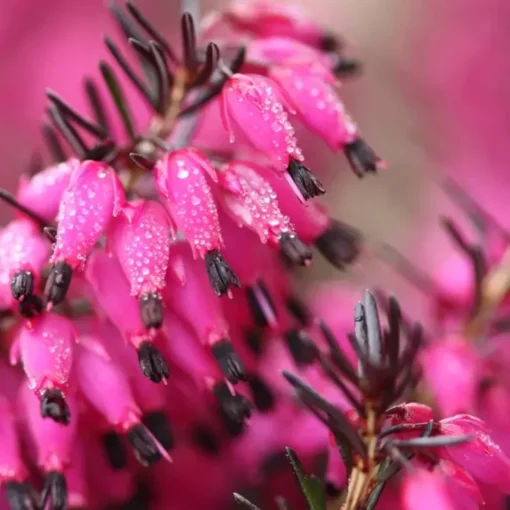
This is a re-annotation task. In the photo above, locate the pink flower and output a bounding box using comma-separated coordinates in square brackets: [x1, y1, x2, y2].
[155, 148, 240, 296]
[421, 337, 481, 416]
[217, 160, 312, 265]
[16, 159, 78, 223]
[0, 218, 49, 306]
[112, 200, 172, 329]
[401, 469, 456, 510]
[45, 159, 125, 307]
[0, 397, 27, 484]
[221, 73, 324, 201]
[12, 312, 75, 424]
[439, 414, 510, 492]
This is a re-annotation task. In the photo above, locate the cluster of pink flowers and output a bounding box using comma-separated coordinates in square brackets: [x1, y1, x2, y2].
[0, 1, 508, 510]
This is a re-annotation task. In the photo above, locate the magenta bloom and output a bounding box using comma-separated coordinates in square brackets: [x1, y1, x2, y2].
[12, 312, 75, 424]
[0, 397, 27, 484]
[16, 159, 78, 223]
[401, 469, 455, 510]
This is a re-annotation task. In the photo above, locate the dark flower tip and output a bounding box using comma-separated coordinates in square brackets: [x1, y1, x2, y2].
[5, 481, 37, 510]
[319, 33, 341, 52]
[142, 410, 174, 451]
[211, 339, 247, 384]
[44, 261, 73, 307]
[284, 329, 318, 366]
[287, 159, 325, 200]
[214, 381, 252, 426]
[127, 424, 162, 467]
[40, 389, 71, 425]
[191, 425, 221, 455]
[279, 232, 313, 266]
[138, 342, 169, 383]
[11, 270, 34, 301]
[344, 137, 384, 177]
[102, 431, 128, 470]
[332, 56, 363, 77]
[139, 293, 163, 329]
[248, 375, 275, 412]
[40, 471, 67, 510]
[18, 295, 44, 319]
[205, 250, 241, 296]
[315, 219, 363, 270]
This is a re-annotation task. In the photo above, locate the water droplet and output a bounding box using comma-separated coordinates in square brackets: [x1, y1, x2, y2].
[177, 168, 189, 179]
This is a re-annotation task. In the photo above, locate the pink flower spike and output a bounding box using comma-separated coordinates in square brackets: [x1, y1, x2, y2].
[0, 218, 50, 305]
[439, 414, 510, 492]
[75, 344, 167, 465]
[221, 73, 325, 200]
[15, 313, 75, 425]
[112, 200, 171, 330]
[155, 149, 240, 296]
[16, 159, 78, 223]
[401, 469, 456, 510]
[84, 249, 169, 384]
[0, 397, 28, 483]
[218, 161, 312, 266]
[46, 160, 125, 307]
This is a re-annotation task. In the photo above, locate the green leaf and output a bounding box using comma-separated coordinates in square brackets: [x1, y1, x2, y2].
[286, 448, 326, 510]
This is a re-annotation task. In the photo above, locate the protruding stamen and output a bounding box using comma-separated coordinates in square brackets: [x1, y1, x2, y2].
[127, 424, 162, 467]
[344, 137, 383, 177]
[244, 329, 264, 357]
[213, 381, 252, 425]
[332, 56, 362, 77]
[139, 293, 163, 329]
[191, 425, 220, 454]
[247, 375, 275, 412]
[40, 472, 67, 510]
[40, 389, 71, 425]
[286, 296, 312, 327]
[138, 342, 169, 383]
[5, 481, 37, 510]
[11, 271, 34, 301]
[279, 232, 313, 266]
[314, 219, 363, 270]
[204, 250, 241, 297]
[287, 159, 325, 200]
[246, 281, 277, 328]
[44, 261, 73, 307]
[284, 329, 317, 366]
[18, 295, 43, 319]
[102, 431, 128, 470]
[142, 411, 173, 451]
[211, 339, 247, 384]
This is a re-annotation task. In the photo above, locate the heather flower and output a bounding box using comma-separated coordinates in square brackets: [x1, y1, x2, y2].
[217, 160, 312, 265]
[16, 159, 78, 224]
[221, 73, 325, 201]
[111, 199, 171, 329]
[155, 148, 241, 296]
[401, 469, 456, 510]
[46, 159, 125, 307]
[12, 313, 75, 424]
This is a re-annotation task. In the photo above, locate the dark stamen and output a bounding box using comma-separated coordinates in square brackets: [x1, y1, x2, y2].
[127, 424, 162, 466]
[246, 280, 277, 328]
[247, 374, 275, 412]
[319, 33, 341, 52]
[213, 381, 252, 425]
[84, 78, 111, 136]
[314, 219, 363, 270]
[344, 137, 383, 177]
[44, 261, 73, 307]
[139, 293, 163, 329]
[244, 328, 264, 357]
[11, 271, 34, 301]
[332, 55, 362, 78]
[100, 61, 137, 141]
[42, 124, 66, 163]
[102, 431, 128, 470]
[286, 296, 311, 327]
[5, 481, 37, 510]
[40, 388, 71, 425]
[191, 425, 221, 454]
[284, 329, 318, 366]
[46, 89, 106, 139]
[138, 342, 169, 383]
[0, 189, 48, 228]
[141, 410, 173, 451]
[211, 339, 247, 384]
[40, 472, 67, 510]
[43, 226, 57, 243]
[205, 250, 241, 296]
[18, 295, 43, 319]
[279, 232, 313, 266]
[287, 159, 325, 200]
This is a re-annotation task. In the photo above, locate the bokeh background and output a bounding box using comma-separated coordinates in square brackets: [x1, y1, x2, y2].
[1, 0, 508, 316]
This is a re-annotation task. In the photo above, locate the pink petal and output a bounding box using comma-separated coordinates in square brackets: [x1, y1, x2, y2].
[401, 469, 456, 510]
